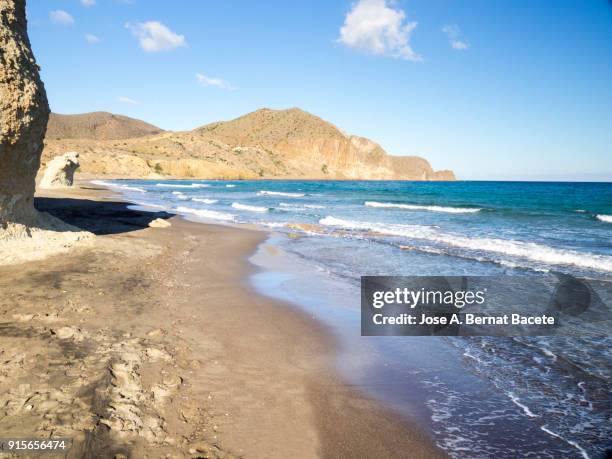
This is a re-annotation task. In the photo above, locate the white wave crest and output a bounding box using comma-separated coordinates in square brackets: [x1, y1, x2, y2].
[319, 216, 612, 272]
[155, 183, 210, 188]
[192, 198, 218, 204]
[175, 206, 234, 221]
[226, 184, 236, 188]
[540, 426, 590, 459]
[258, 190, 305, 198]
[596, 214, 612, 223]
[365, 201, 480, 213]
[507, 392, 538, 418]
[91, 180, 147, 193]
[231, 202, 268, 213]
[172, 191, 189, 200]
[279, 202, 325, 209]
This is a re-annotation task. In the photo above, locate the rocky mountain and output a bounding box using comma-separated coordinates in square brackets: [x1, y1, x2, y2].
[47, 112, 163, 141]
[42, 108, 455, 181]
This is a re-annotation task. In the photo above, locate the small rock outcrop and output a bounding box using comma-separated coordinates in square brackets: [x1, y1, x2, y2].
[0, 0, 50, 231]
[148, 218, 171, 228]
[40, 152, 80, 188]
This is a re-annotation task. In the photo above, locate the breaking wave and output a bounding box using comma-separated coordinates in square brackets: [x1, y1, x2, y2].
[279, 202, 325, 209]
[319, 216, 612, 272]
[596, 214, 612, 223]
[175, 206, 234, 221]
[231, 202, 268, 213]
[155, 183, 210, 189]
[258, 190, 305, 198]
[365, 201, 481, 213]
[91, 180, 146, 193]
[172, 191, 190, 200]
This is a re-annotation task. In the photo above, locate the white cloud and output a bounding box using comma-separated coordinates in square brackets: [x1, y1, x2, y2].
[85, 33, 100, 44]
[126, 21, 186, 52]
[451, 40, 469, 50]
[442, 24, 469, 50]
[81, 0, 96, 6]
[196, 73, 234, 90]
[338, 0, 420, 61]
[49, 10, 74, 25]
[117, 96, 140, 105]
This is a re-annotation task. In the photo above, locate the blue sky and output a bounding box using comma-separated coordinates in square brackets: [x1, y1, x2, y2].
[27, 0, 612, 181]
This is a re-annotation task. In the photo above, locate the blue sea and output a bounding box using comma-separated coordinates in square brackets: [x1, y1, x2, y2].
[95, 179, 612, 459]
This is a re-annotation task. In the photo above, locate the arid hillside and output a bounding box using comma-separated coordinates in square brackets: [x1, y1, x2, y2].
[47, 112, 163, 141]
[42, 108, 455, 180]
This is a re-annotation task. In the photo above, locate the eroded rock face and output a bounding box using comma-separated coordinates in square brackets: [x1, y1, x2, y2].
[40, 152, 79, 188]
[0, 0, 50, 227]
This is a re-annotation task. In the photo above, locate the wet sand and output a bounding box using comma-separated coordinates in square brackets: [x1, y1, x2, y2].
[0, 182, 445, 458]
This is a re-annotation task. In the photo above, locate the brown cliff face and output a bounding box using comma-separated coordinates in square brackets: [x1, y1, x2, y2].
[0, 0, 50, 227]
[198, 108, 454, 180]
[43, 108, 455, 181]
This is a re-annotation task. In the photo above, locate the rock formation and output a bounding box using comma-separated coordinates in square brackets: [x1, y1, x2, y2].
[148, 218, 171, 228]
[0, 0, 94, 264]
[0, 0, 50, 231]
[39, 152, 80, 188]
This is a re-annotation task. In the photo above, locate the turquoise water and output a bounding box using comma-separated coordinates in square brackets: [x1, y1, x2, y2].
[97, 180, 612, 277]
[98, 179, 612, 458]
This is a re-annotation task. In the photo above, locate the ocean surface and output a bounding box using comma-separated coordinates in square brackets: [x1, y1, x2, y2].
[95, 179, 612, 459]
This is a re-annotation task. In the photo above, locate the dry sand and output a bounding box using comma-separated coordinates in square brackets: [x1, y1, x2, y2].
[0, 182, 445, 458]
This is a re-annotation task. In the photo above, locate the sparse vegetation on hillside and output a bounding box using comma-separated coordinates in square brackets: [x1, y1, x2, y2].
[42, 108, 455, 181]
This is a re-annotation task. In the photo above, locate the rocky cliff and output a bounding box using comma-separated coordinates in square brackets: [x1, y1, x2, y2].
[0, 0, 50, 231]
[43, 108, 455, 181]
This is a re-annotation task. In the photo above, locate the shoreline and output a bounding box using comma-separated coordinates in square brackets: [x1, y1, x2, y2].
[0, 180, 445, 457]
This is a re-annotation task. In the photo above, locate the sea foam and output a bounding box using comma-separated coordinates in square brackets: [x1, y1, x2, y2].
[172, 191, 190, 200]
[176, 206, 234, 221]
[365, 201, 480, 213]
[91, 180, 146, 193]
[232, 202, 268, 213]
[279, 202, 325, 209]
[596, 214, 612, 223]
[155, 183, 210, 188]
[258, 190, 305, 198]
[192, 198, 218, 204]
[319, 216, 612, 272]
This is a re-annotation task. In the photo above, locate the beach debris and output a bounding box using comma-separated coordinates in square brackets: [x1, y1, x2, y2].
[149, 218, 172, 228]
[39, 152, 80, 188]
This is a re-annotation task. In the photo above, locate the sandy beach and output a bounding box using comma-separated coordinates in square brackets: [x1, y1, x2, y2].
[0, 181, 444, 458]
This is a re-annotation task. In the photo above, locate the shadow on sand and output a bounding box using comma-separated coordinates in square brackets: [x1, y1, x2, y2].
[35, 197, 173, 235]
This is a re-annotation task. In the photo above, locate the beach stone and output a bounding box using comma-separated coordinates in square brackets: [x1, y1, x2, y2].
[149, 218, 172, 228]
[0, 0, 50, 229]
[145, 347, 172, 362]
[39, 151, 80, 188]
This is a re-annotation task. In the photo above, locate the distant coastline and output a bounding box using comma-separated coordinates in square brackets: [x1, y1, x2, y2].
[42, 108, 455, 181]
